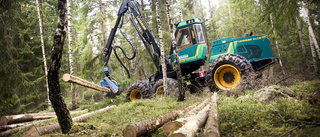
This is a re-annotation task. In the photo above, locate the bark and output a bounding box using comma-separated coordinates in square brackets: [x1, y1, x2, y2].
[295, 16, 309, 72]
[47, 0, 72, 133]
[270, 13, 286, 76]
[303, 3, 320, 60]
[22, 106, 116, 137]
[36, 0, 50, 109]
[123, 103, 198, 137]
[0, 114, 55, 125]
[63, 74, 111, 92]
[166, 0, 185, 101]
[204, 92, 220, 137]
[240, 6, 246, 34]
[155, 0, 168, 96]
[177, 0, 183, 21]
[169, 104, 210, 137]
[162, 97, 211, 136]
[67, 0, 75, 110]
[99, 0, 107, 45]
[207, 0, 212, 18]
[309, 33, 318, 74]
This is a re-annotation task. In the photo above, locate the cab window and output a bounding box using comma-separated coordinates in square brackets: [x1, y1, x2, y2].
[194, 24, 205, 43]
[176, 27, 191, 47]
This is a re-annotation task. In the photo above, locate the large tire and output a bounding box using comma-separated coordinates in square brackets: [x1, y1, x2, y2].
[206, 54, 253, 92]
[152, 78, 178, 97]
[126, 81, 152, 102]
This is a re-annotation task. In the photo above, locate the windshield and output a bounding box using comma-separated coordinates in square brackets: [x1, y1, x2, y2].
[194, 24, 205, 43]
[176, 27, 191, 47]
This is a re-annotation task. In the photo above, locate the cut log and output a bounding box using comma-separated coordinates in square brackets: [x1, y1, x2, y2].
[63, 74, 111, 92]
[168, 104, 210, 137]
[123, 103, 198, 137]
[204, 92, 220, 137]
[162, 96, 212, 135]
[22, 105, 116, 137]
[0, 109, 88, 125]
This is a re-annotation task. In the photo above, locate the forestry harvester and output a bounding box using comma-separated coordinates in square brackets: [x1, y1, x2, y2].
[98, 0, 277, 101]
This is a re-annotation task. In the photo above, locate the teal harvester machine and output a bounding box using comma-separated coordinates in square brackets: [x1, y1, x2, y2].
[100, 0, 277, 101]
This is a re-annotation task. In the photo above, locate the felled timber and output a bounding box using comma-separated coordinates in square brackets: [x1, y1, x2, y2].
[123, 103, 198, 137]
[204, 92, 220, 137]
[0, 109, 87, 126]
[63, 74, 111, 92]
[22, 105, 116, 137]
[168, 104, 210, 137]
[162, 96, 211, 135]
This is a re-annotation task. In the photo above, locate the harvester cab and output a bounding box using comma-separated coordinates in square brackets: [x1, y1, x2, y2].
[170, 18, 207, 75]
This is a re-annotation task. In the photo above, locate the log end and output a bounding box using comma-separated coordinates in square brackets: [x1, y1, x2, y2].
[62, 74, 71, 82]
[123, 125, 137, 137]
[162, 121, 183, 136]
[0, 116, 8, 125]
[22, 126, 40, 137]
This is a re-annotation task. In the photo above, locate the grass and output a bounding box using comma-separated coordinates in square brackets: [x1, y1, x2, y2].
[9, 79, 320, 137]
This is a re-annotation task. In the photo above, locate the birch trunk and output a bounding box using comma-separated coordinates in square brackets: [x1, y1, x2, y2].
[155, 0, 168, 96]
[66, 0, 75, 110]
[193, 0, 197, 17]
[177, 0, 183, 21]
[303, 4, 320, 60]
[309, 33, 318, 74]
[270, 13, 286, 76]
[35, 0, 50, 109]
[295, 16, 309, 72]
[166, 0, 185, 101]
[47, 0, 72, 133]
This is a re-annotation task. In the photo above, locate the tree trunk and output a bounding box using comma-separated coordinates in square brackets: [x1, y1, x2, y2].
[35, 0, 50, 109]
[99, 0, 107, 46]
[123, 103, 198, 137]
[63, 74, 111, 92]
[204, 92, 220, 137]
[303, 3, 320, 60]
[22, 106, 116, 137]
[270, 13, 286, 76]
[207, 0, 212, 18]
[309, 33, 318, 74]
[177, 0, 183, 21]
[47, 0, 72, 133]
[166, 0, 185, 101]
[155, 0, 168, 96]
[168, 104, 210, 137]
[162, 97, 211, 136]
[295, 16, 309, 73]
[67, 0, 76, 110]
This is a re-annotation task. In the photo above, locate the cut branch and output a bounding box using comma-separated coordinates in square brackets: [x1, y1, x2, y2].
[22, 106, 116, 137]
[123, 103, 198, 137]
[162, 97, 211, 135]
[63, 74, 111, 92]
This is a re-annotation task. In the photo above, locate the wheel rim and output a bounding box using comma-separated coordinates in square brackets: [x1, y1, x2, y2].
[130, 89, 142, 101]
[214, 64, 240, 90]
[156, 85, 164, 97]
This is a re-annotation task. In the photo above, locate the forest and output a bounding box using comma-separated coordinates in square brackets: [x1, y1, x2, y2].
[0, 0, 320, 136]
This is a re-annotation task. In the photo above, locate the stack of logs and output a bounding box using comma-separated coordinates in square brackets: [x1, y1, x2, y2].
[123, 92, 220, 137]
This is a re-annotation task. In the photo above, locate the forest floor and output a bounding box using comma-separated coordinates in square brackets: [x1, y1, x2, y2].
[11, 79, 320, 137]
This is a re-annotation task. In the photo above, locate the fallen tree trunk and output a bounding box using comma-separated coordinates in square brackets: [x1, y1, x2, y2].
[123, 103, 199, 137]
[168, 104, 210, 137]
[0, 109, 88, 126]
[63, 74, 111, 92]
[22, 105, 116, 137]
[204, 92, 220, 137]
[162, 97, 212, 135]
